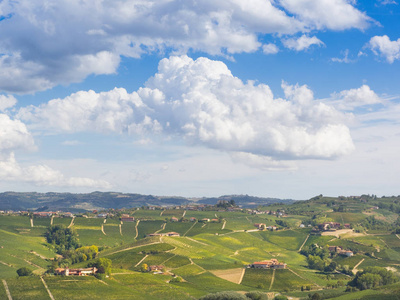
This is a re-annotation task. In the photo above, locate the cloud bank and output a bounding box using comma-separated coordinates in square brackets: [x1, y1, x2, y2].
[19, 56, 355, 162]
[0, 0, 372, 93]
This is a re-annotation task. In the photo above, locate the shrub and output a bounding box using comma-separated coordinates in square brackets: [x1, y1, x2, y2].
[246, 291, 269, 300]
[16, 267, 33, 277]
[199, 291, 248, 300]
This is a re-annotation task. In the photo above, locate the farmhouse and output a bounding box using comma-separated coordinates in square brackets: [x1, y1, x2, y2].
[254, 223, 266, 230]
[171, 217, 179, 222]
[328, 246, 353, 257]
[148, 265, 164, 272]
[54, 267, 97, 276]
[248, 259, 287, 269]
[266, 226, 277, 231]
[33, 212, 56, 217]
[147, 232, 180, 237]
[318, 222, 341, 231]
[121, 214, 135, 222]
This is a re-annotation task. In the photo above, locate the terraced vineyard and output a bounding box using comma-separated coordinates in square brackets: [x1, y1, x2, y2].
[2, 195, 400, 299]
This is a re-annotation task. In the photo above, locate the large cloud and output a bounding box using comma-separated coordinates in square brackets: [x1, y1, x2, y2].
[19, 56, 355, 160]
[0, 0, 372, 93]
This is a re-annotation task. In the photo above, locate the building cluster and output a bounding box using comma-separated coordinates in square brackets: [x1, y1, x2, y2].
[248, 259, 287, 269]
[54, 267, 97, 276]
[315, 222, 351, 232]
[246, 209, 286, 217]
[148, 265, 164, 273]
[147, 232, 180, 237]
[253, 223, 277, 231]
[328, 246, 353, 257]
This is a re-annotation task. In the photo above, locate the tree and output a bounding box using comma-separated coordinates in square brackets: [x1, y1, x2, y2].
[309, 293, 321, 300]
[17, 267, 33, 277]
[88, 258, 112, 275]
[200, 291, 248, 300]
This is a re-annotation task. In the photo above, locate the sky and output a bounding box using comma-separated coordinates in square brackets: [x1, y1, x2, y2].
[0, 0, 400, 200]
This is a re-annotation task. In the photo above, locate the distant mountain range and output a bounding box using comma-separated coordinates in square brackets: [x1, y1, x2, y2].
[0, 192, 296, 211]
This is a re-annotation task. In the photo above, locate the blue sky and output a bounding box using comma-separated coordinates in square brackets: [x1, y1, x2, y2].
[0, 0, 400, 199]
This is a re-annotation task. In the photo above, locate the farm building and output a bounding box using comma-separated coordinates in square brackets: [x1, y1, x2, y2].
[248, 259, 287, 269]
[328, 246, 353, 257]
[54, 267, 97, 276]
[33, 212, 56, 217]
[147, 232, 180, 237]
[171, 217, 179, 222]
[318, 222, 341, 231]
[148, 265, 164, 272]
[121, 215, 135, 222]
[254, 223, 266, 230]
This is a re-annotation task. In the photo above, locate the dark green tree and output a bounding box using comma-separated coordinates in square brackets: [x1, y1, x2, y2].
[16, 267, 33, 276]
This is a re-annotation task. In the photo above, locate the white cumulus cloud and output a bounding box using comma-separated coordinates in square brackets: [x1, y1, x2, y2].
[280, 0, 372, 30]
[0, 95, 17, 111]
[262, 43, 279, 54]
[19, 56, 355, 161]
[283, 35, 324, 51]
[367, 35, 400, 63]
[328, 85, 382, 111]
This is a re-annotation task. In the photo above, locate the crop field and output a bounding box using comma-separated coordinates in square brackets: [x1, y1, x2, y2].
[378, 234, 400, 250]
[162, 254, 191, 269]
[0, 225, 54, 278]
[161, 222, 194, 235]
[272, 269, 313, 291]
[6, 276, 49, 300]
[241, 268, 273, 289]
[350, 236, 387, 249]
[304, 235, 333, 248]
[120, 221, 137, 237]
[44, 276, 137, 300]
[333, 254, 366, 269]
[0, 282, 7, 299]
[184, 210, 221, 220]
[111, 273, 194, 299]
[52, 217, 73, 226]
[132, 209, 164, 219]
[172, 263, 205, 277]
[256, 229, 309, 251]
[326, 212, 367, 224]
[0, 215, 31, 231]
[162, 209, 185, 217]
[210, 268, 244, 284]
[74, 217, 104, 227]
[137, 220, 165, 238]
[32, 217, 52, 227]
[328, 239, 376, 253]
[183, 271, 252, 294]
